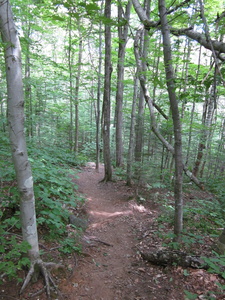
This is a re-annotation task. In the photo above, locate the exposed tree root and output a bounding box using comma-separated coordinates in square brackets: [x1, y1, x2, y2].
[83, 234, 113, 247]
[20, 258, 63, 299]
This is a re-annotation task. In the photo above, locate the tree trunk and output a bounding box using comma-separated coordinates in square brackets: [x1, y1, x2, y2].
[0, 97, 6, 132]
[23, 20, 33, 138]
[218, 228, 225, 254]
[0, 0, 40, 263]
[159, 0, 183, 240]
[102, 0, 112, 181]
[126, 74, 138, 186]
[213, 119, 225, 177]
[134, 0, 149, 167]
[185, 46, 202, 166]
[115, 1, 131, 167]
[68, 15, 74, 151]
[133, 27, 203, 191]
[0, 2, 60, 297]
[95, 0, 104, 171]
[192, 84, 216, 177]
[74, 24, 82, 153]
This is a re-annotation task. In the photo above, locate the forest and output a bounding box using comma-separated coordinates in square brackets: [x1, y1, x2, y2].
[0, 0, 225, 299]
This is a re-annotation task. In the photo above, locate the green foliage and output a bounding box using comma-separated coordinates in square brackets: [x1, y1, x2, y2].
[157, 193, 224, 254]
[157, 192, 224, 236]
[148, 182, 167, 189]
[202, 251, 225, 279]
[114, 167, 127, 180]
[0, 136, 14, 181]
[184, 290, 198, 300]
[27, 144, 84, 237]
[206, 177, 225, 219]
[79, 141, 98, 162]
[58, 236, 82, 254]
[162, 230, 204, 252]
[157, 201, 175, 226]
[0, 140, 84, 281]
[0, 230, 31, 283]
[183, 199, 224, 233]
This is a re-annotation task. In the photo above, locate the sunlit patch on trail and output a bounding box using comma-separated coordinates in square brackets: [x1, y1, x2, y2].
[128, 201, 152, 214]
[89, 209, 133, 218]
[88, 209, 133, 229]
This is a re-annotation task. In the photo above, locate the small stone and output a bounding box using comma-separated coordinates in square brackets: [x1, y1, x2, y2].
[69, 215, 88, 230]
[73, 283, 79, 288]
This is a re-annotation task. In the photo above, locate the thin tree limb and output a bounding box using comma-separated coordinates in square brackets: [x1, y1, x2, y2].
[132, 0, 225, 59]
[134, 26, 204, 190]
[167, 0, 192, 15]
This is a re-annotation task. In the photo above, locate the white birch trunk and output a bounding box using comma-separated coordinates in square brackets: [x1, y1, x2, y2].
[0, 0, 39, 261]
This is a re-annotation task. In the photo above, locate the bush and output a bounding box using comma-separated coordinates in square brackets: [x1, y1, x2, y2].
[0, 140, 84, 281]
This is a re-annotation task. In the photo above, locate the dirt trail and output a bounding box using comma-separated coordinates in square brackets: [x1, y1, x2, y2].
[63, 163, 160, 300]
[1, 163, 224, 300]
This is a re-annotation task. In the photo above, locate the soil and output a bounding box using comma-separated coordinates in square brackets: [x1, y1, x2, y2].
[0, 163, 224, 300]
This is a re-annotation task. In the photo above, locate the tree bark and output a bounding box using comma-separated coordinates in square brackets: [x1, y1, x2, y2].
[134, 0, 150, 170]
[23, 20, 33, 138]
[185, 46, 202, 166]
[102, 0, 112, 181]
[141, 249, 211, 270]
[159, 0, 183, 240]
[0, 2, 60, 297]
[115, 1, 131, 167]
[133, 27, 204, 191]
[132, 0, 225, 60]
[74, 23, 82, 153]
[68, 15, 74, 151]
[218, 228, 225, 254]
[95, 1, 104, 172]
[0, 0, 40, 262]
[126, 73, 138, 186]
[192, 84, 216, 177]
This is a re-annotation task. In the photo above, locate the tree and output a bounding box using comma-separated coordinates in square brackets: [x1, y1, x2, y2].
[115, 1, 131, 167]
[102, 0, 112, 182]
[134, 0, 150, 172]
[74, 20, 83, 153]
[126, 73, 138, 186]
[158, 0, 183, 239]
[0, 1, 57, 297]
[95, 0, 104, 171]
[68, 14, 74, 150]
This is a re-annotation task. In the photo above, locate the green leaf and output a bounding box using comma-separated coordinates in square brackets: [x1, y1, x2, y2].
[184, 290, 198, 300]
[183, 269, 189, 276]
[50, 15, 65, 22]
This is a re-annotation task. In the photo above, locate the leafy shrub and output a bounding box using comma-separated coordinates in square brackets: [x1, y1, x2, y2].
[58, 236, 82, 254]
[202, 251, 225, 279]
[206, 176, 225, 219]
[183, 199, 224, 234]
[0, 227, 31, 283]
[0, 140, 84, 281]
[28, 145, 85, 237]
[156, 193, 224, 253]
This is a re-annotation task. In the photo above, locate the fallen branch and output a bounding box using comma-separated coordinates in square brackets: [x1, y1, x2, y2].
[83, 235, 113, 247]
[140, 248, 225, 276]
[140, 249, 207, 269]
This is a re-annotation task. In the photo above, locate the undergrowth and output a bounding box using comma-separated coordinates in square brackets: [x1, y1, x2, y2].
[155, 185, 225, 298]
[0, 136, 86, 283]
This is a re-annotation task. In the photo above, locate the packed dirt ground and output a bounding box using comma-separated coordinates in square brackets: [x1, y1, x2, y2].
[0, 163, 224, 299]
